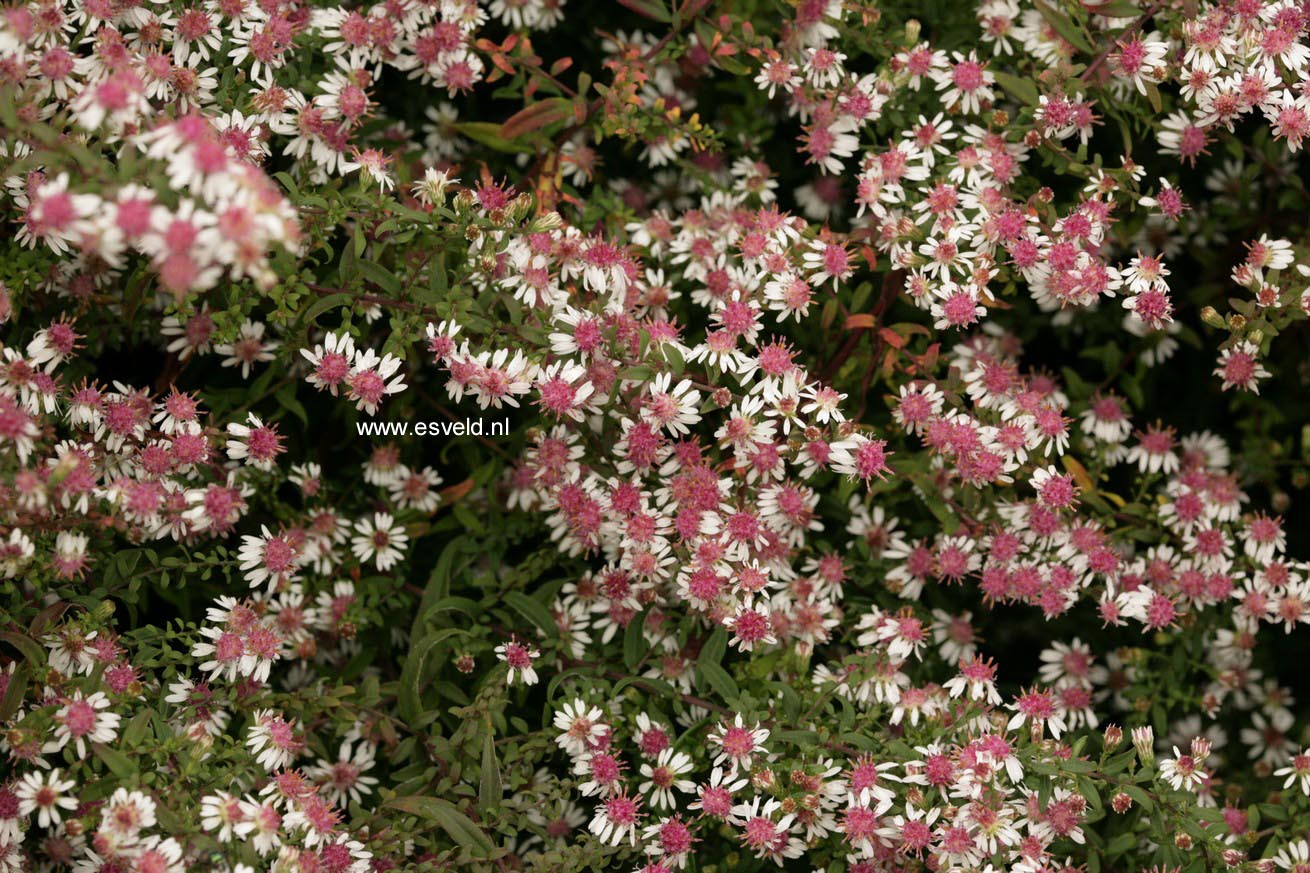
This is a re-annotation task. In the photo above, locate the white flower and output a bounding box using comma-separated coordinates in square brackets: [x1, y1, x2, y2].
[305, 740, 380, 807]
[642, 373, 702, 435]
[200, 792, 247, 842]
[553, 699, 607, 757]
[638, 749, 696, 809]
[301, 331, 356, 395]
[43, 691, 121, 758]
[1273, 749, 1310, 796]
[16, 769, 78, 828]
[347, 348, 408, 415]
[1274, 839, 1310, 871]
[388, 465, 444, 512]
[245, 710, 302, 771]
[588, 789, 642, 845]
[215, 320, 278, 378]
[350, 512, 409, 571]
[1159, 743, 1208, 792]
[495, 638, 540, 686]
[413, 168, 458, 206]
[99, 788, 158, 845]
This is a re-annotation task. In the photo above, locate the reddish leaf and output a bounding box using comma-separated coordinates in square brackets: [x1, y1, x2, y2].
[499, 98, 572, 140]
[440, 477, 475, 504]
[617, 0, 671, 22]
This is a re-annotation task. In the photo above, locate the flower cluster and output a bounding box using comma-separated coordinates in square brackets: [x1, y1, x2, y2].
[2, 0, 1309, 871]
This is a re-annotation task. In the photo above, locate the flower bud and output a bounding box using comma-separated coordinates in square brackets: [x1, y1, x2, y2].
[1200, 306, 1226, 329]
[1104, 724, 1123, 749]
[1110, 792, 1133, 813]
[1131, 725, 1154, 764]
[529, 211, 564, 233]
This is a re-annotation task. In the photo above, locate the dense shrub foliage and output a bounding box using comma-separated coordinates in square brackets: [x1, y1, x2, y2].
[3, 0, 1310, 870]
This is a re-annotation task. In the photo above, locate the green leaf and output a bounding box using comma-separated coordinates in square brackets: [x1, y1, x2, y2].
[0, 630, 45, 667]
[1058, 758, 1097, 773]
[479, 730, 502, 809]
[698, 627, 727, 668]
[838, 731, 881, 752]
[417, 596, 482, 629]
[413, 254, 449, 307]
[452, 504, 484, 534]
[1096, 0, 1143, 17]
[546, 665, 596, 701]
[273, 171, 300, 200]
[1102, 749, 1137, 775]
[696, 661, 739, 702]
[0, 662, 29, 722]
[398, 628, 467, 721]
[662, 343, 686, 375]
[386, 796, 497, 857]
[1123, 784, 1153, 811]
[504, 591, 558, 640]
[301, 292, 354, 328]
[1078, 775, 1103, 810]
[274, 382, 307, 427]
[357, 260, 403, 296]
[338, 232, 359, 283]
[993, 71, 1040, 106]
[95, 743, 137, 781]
[1105, 831, 1138, 856]
[624, 609, 650, 671]
[413, 543, 462, 636]
[1033, 0, 1094, 53]
[455, 122, 534, 154]
[1142, 80, 1163, 113]
[123, 710, 154, 746]
[614, 673, 676, 698]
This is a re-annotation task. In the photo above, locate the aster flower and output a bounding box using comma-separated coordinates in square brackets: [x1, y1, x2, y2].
[16, 769, 78, 828]
[245, 710, 304, 772]
[301, 331, 356, 395]
[43, 691, 122, 758]
[1214, 341, 1270, 393]
[215, 320, 278, 378]
[350, 512, 409, 571]
[496, 637, 541, 686]
[553, 699, 608, 757]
